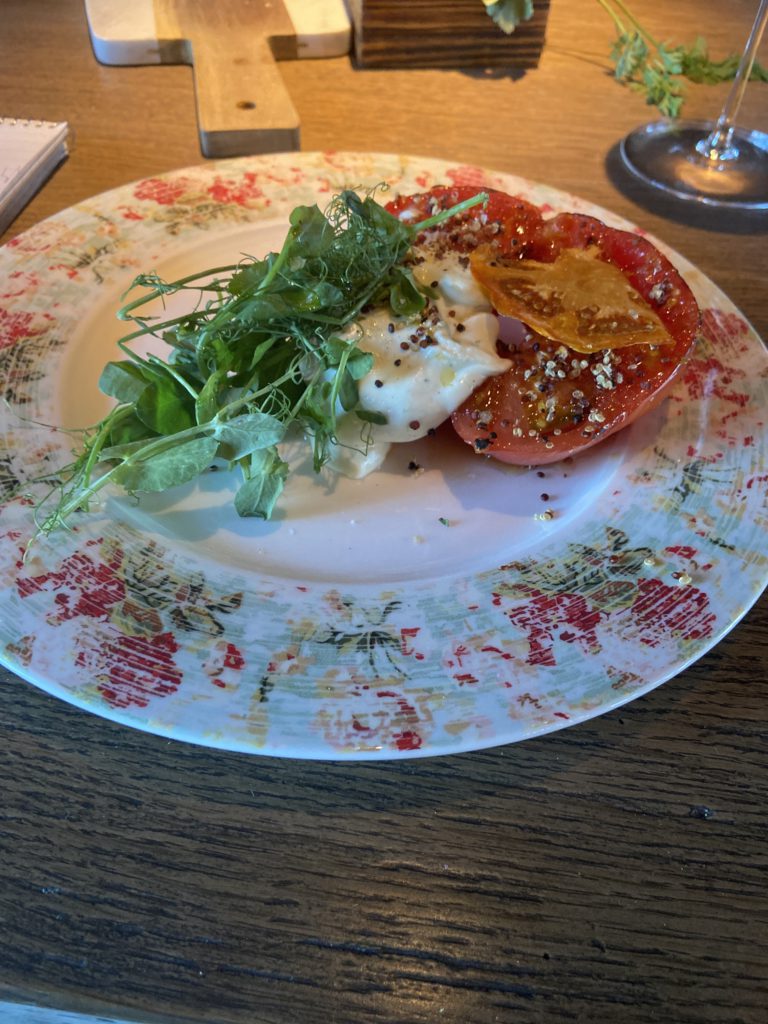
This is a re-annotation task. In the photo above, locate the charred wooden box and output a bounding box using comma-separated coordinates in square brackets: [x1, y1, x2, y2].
[347, 0, 550, 69]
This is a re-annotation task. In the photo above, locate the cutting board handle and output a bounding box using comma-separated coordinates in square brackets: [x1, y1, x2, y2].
[158, 0, 300, 157]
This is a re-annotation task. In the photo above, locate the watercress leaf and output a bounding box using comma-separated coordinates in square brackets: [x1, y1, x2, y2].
[100, 437, 159, 461]
[288, 204, 335, 256]
[234, 448, 289, 519]
[339, 189, 365, 221]
[236, 292, 292, 322]
[169, 350, 202, 383]
[196, 370, 225, 425]
[197, 335, 236, 375]
[322, 337, 346, 367]
[301, 394, 327, 427]
[243, 335, 278, 372]
[228, 257, 271, 296]
[301, 377, 336, 425]
[136, 379, 196, 435]
[389, 267, 426, 317]
[298, 349, 324, 383]
[323, 333, 363, 364]
[98, 361, 150, 404]
[345, 350, 374, 381]
[36, 184, 494, 541]
[355, 408, 388, 425]
[308, 281, 345, 310]
[358, 193, 395, 230]
[309, 428, 331, 473]
[114, 435, 219, 493]
[358, 195, 412, 250]
[214, 412, 286, 459]
[108, 409, 155, 448]
[279, 283, 343, 313]
[336, 369, 359, 412]
[234, 473, 284, 519]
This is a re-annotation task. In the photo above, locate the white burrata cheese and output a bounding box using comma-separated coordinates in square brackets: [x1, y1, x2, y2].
[328, 251, 510, 478]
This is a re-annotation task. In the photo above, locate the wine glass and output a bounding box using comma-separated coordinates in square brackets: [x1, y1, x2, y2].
[620, 0, 768, 208]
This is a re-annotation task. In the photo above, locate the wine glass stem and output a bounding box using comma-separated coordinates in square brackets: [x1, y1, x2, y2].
[699, 0, 768, 160]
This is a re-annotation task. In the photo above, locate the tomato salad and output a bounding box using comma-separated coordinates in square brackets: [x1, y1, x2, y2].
[387, 186, 700, 465]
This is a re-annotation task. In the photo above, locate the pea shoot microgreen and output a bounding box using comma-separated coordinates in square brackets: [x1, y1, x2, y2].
[32, 187, 488, 537]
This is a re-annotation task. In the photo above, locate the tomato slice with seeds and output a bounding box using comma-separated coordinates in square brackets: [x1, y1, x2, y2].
[451, 213, 700, 464]
[452, 324, 696, 464]
[386, 186, 700, 466]
[385, 185, 544, 256]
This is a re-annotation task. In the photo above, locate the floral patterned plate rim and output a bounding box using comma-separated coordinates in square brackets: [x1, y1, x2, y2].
[1, 151, 766, 760]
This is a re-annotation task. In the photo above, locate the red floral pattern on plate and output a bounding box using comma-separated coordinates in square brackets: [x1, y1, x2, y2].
[0, 153, 765, 758]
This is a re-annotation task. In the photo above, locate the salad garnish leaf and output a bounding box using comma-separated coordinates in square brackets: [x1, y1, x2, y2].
[30, 187, 488, 536]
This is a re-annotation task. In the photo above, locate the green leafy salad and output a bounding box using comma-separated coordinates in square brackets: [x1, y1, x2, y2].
[37, 187, 487, 535]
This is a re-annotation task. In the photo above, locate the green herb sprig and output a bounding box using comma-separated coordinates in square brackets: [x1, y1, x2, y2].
[482, 0, 533, 35]
[33, 188, 487, 536]
[598, 0, 768, 118]
[483, 0, 767, 118]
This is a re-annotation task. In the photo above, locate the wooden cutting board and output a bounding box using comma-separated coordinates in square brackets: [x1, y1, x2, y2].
[84, 0, 351, 157]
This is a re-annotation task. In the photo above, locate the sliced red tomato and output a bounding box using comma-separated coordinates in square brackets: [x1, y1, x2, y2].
[387, 187, 700, 465]
[451, 323, 696, 464]
[385, 185, 544, 256]
[450, 213, 700, 464]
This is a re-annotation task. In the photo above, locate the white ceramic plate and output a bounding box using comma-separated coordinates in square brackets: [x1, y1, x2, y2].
[1, 152, 766, 759]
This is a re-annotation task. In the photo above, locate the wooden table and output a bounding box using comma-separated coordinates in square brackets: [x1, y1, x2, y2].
[1, 2, 766, 1022]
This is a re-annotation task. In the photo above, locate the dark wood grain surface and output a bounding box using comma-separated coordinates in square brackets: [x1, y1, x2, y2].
[1, 1, 767, 1022]
[346, 0, 550, 68]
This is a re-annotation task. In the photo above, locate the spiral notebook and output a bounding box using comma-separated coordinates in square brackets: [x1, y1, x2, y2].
[0, 118, 70, 235]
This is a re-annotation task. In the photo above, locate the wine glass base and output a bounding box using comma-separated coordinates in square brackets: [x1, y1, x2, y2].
[620, 120, 768, 209]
